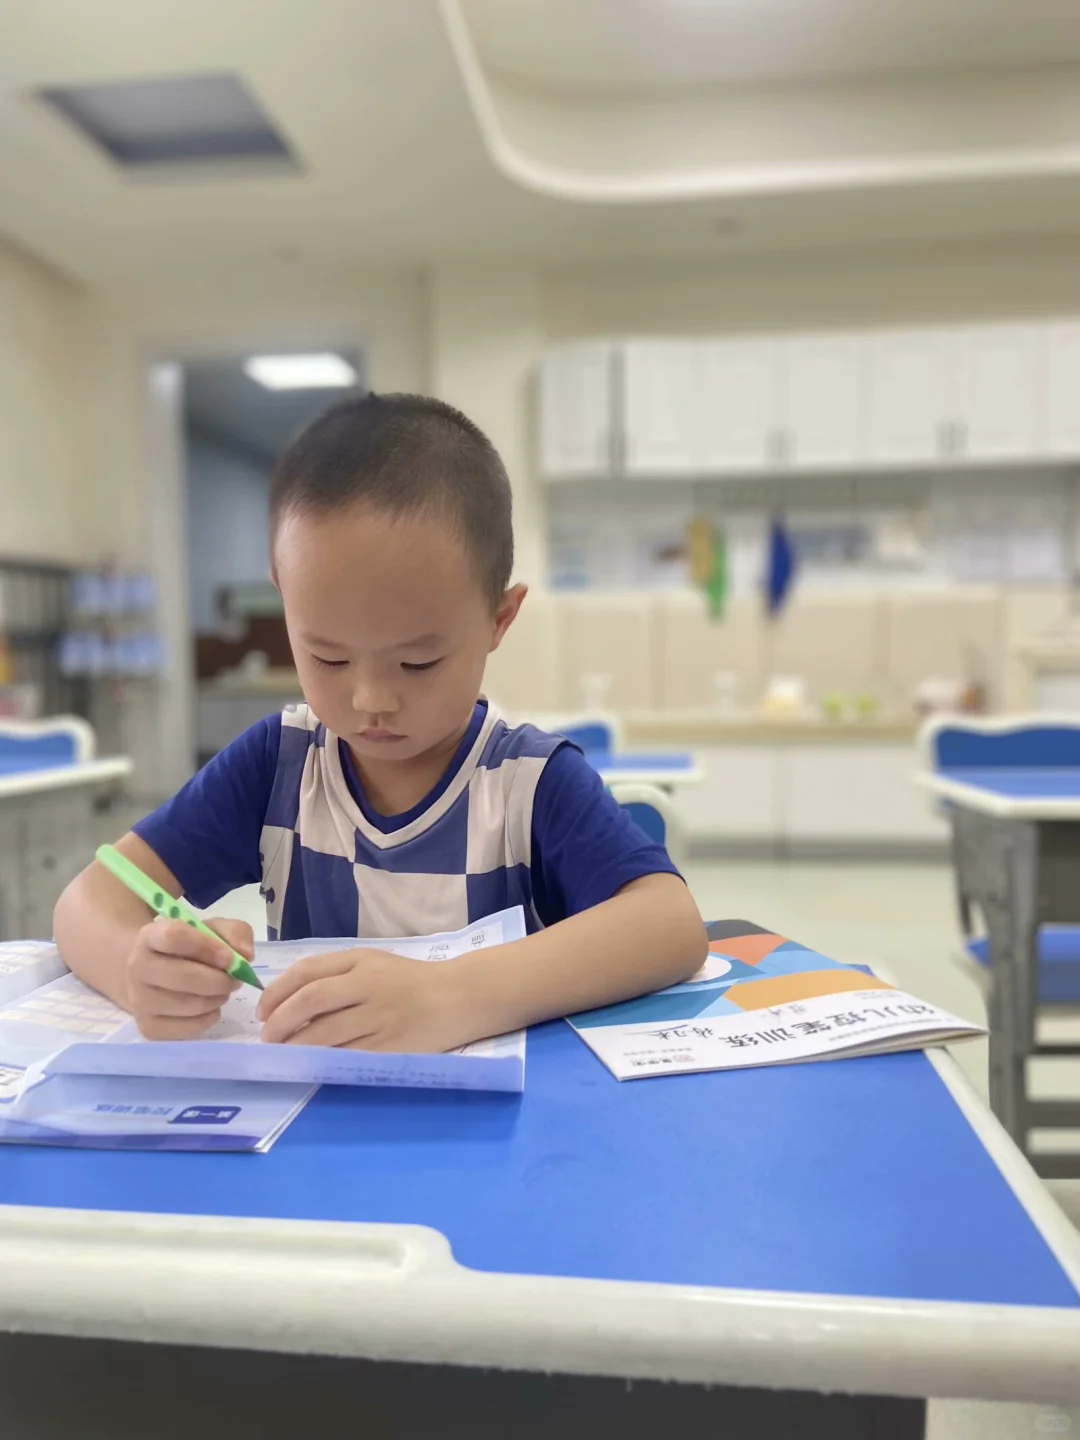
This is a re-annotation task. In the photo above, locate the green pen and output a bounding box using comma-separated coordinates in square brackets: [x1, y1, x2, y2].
[96, 843, 264, 991]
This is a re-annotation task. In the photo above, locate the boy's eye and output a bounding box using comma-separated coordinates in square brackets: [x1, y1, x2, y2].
[311, 655, 348, 670]
[401, 659, 442, 673]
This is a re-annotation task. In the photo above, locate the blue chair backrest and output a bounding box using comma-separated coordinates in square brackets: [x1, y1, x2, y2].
[0, 730, 80, 768]
[619, 800, 667, 847]
[558, 722, 613, 753]
[932, 724, 1080, 770]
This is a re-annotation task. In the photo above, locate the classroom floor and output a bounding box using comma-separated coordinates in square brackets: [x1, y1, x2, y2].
[207, 859, 1080, 1439]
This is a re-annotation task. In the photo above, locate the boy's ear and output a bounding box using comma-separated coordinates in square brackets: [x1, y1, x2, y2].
[489, 583, 527, 654]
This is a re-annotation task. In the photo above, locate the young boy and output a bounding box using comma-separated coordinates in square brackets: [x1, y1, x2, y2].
[54, 394, 706, 1053]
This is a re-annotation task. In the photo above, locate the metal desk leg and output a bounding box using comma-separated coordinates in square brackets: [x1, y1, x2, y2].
[951, 809, 1038, 1147]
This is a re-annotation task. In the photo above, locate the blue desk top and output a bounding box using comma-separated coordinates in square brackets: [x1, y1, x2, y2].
[587, 752, 695, 773]
[0, 734, 78, 771]
[0, 757, 69, 777]
[1, 1022, 1075, 1309]
[942, 767, 1080, 801]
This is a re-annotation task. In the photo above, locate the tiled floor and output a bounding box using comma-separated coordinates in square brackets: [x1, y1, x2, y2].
[206, 860, 1080, 1437]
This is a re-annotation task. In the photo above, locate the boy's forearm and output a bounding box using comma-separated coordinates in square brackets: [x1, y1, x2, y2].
[53, 834, 180, 1009]
[449, 873, 706, 1039]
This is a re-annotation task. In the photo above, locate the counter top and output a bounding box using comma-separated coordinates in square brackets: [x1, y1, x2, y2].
[199, 683, 917, 746]
[624, 714, 917, 746]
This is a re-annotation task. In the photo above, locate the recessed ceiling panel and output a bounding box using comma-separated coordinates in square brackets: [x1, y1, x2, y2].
[39, 72, 296, 168]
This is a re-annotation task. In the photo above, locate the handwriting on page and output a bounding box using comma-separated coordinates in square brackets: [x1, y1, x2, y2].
[381, 921, 503, 961]
[260, 920, 505, 973]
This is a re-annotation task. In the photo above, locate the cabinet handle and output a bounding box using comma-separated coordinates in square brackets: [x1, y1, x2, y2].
[609, 427, 626, 475]
[768, 428, 790, 467]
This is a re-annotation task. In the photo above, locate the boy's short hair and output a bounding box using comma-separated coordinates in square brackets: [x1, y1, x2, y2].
[270, 393, 514, 609]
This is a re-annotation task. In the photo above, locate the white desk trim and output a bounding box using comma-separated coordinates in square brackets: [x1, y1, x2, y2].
[0, 1203, 1078, 1402]
[0, 758, 132, 803]
[595, 764, 702, 789]
[0, 1046, 1078, 1403]
[917, 770, 1080, 820]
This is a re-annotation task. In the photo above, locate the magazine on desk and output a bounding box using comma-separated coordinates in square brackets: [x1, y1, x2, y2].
[569, 919, 985, 1081]
[0, 907, 527, 1150]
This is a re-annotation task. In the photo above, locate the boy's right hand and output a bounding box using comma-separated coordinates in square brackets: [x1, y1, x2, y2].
[125, 918, 254, 1040]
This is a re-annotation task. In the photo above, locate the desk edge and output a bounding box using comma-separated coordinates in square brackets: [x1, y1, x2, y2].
[0, 1197, 1077, 1401]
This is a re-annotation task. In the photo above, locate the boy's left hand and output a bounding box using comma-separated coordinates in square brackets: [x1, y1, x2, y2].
[256, 949, 474, 1053]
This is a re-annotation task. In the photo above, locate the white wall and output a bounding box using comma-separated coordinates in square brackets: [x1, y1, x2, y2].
[82, 261, 427, 566]
[540, 237, 1080, 338]
[81, 261, 427, 793]
[429, 264, 547, 585]
[0, 240, 96, 561]
[186, 432, 271, 633]
[16, 233, 1080, 787]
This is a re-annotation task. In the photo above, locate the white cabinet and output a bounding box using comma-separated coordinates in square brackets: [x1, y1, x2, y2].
[784, 746, 948, 844]
[782, 334, 866, 470]
[953, 324, 1039, 462]
[623, 340, 701, 475]
[539, 318, 1080, 482]
[681, 334, 866, 474]
[1040, 321, 1080, 458]
[865, 329, 955, 465]
[698, 338, 781, 472]
[867, 324, 1039, 466]
[539, 342, 614, 478]
[676, 745, 780, 841]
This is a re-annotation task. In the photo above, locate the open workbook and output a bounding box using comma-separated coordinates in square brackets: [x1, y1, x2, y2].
[0, 913, 983, 1147]
[568, 919, 984, 1081]
[0, 908, 527, 1150]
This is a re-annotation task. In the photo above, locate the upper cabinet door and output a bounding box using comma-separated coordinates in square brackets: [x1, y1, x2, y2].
[698, 338, 782, 473]
[953, 324, 1040, 462]
[1040, 321, 1080, 459]
[623, 341, 702, 476]
[781, 334, 866, 471]
[865, 329, 955, 466]
[539, 342, 614, 479]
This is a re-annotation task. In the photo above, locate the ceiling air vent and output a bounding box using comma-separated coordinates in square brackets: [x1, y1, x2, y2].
[39, 72, 296, 170]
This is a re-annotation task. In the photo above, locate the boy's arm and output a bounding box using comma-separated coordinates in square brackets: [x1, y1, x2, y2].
[258, 872, 706, 1052]
[53, 832, 183, 1008]
[53, 715, 278, 1017]
[448, 872, 706, 1039]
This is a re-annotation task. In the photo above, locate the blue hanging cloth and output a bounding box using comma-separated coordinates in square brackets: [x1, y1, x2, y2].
[765, 516, 797, 616]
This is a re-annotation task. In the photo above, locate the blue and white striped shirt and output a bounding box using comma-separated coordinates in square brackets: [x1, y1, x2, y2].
[136, 701, 678, 942]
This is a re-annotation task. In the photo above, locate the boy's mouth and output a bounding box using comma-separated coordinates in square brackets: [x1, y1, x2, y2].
[358, 728, 406, 744]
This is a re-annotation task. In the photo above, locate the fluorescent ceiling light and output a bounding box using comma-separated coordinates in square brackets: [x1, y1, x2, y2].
[244, 354, 358, 390]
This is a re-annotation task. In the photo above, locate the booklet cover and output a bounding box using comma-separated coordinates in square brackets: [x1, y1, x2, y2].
[569, 919, 984, 1081]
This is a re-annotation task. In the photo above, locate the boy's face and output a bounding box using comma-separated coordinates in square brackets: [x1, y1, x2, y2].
[273, 503, 523, 766]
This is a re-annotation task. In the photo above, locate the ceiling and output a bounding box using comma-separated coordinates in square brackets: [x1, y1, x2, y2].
[447, 0, 1080, 208]
[2, 0, 1080, 284]
[459, 0, 1080, 92]
[183, 354, 362, 463]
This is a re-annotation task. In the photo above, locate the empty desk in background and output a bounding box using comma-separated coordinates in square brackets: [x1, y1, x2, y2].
[918, 763, 1080, 1176]
[0, 750, 132, 941]
[587, 751, 701, 791]
[1, 1008, 1079, 1437]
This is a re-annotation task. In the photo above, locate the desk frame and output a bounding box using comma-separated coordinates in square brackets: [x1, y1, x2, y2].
[0, 759, 131, 941]
[950, 806, 1080, 1175]
[920, 772, 1080, 1175]
[0, 1051, 1078, 1431]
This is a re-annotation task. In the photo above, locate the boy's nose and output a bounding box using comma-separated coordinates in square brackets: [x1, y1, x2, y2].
[350, 678, 400, 718]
